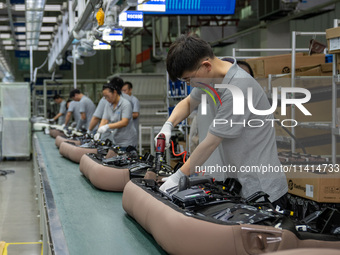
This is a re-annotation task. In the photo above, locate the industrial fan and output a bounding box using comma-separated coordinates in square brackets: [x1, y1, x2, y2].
[77, 38, 96, 57]
[66, 49, 84, 65]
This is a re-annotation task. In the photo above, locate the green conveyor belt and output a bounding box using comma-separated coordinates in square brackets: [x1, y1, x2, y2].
[35, 132, 166, 255]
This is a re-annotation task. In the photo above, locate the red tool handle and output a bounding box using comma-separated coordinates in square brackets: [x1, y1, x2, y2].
[156, 133, 166, 153]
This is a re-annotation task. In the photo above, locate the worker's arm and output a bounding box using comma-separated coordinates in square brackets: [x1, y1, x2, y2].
[99, 118, 109, 127]
[80, 112, 86, 120]
[97, 118, 129, 134]
[167, 95, 199, 126]
[132, 112, 139, 119]
[108, 118, 129, 129]
[181, 132, 222, 175]
[53, 112, 63, 121]
[64, 111, 72, 126]
[76, 112, 86, 130]
[155, 95, 200, 147]
[88, 116, 101, 131]
[159, 132, 222, 192]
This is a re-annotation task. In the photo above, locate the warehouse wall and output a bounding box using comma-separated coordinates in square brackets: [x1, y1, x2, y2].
[215, 1, 340, 59]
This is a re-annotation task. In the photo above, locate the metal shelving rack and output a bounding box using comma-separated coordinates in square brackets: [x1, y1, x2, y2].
[291, 31, 327, 153]
[233, 33, 340, 158]
[331, 19, 340, 164]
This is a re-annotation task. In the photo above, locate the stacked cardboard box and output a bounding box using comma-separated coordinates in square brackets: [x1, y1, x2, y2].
[247, 53, 338, 155]
[286, 169, 340, 203]
[246, 53, 327, 78]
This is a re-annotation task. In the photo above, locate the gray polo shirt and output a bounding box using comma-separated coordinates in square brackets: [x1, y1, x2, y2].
[93, 97, 109, 118]
[131, 95, 140, 138]
[79, 95, 96, 130]
[190, 57, 288, 202]
[58, 100, 67, 125]
[67, 101, 81, 124]
[102, 96, 137, 147]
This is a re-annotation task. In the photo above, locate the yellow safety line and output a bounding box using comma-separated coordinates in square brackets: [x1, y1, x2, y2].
[2, 242, 43, 255]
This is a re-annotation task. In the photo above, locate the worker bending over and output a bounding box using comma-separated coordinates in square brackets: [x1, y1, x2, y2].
[97, 77, 137, 149]
[51, 94, 67, 125]
[156, 35, 288, 209]
[121, 81, 140, 138]
[69, 89, 96, 131]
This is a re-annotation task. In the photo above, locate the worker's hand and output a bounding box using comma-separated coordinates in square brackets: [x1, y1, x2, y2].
[98, 124, 109, 134]
[48, 118, 55, 124]
[86, 129, 92, 135]
[159, 169, 185, 193]
[155, 121, 173, 149]
[94, 133, 100, 141]
[61, 124, 66, 130]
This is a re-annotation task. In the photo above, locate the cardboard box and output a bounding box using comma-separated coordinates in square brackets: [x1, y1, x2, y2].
[246, 53, 326, 78]
[286, 170, 340, 203]
[326, 26, 340, 54]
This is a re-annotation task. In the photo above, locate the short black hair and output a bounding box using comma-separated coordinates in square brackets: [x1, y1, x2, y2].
[237, 60, 254, 77]
[166, 34, 214, 81]
[53, 94, 62, 100]
[124, 81, 133, 89]
[69, 89, 81, 98]
[103, 77, 123, 95]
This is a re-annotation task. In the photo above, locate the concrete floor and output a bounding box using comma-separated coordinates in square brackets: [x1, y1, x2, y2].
[0, 160, 41, 255]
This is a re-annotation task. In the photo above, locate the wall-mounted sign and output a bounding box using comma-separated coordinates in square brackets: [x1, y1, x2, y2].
[137, 0, 166, 12]
[103, 28, 123, 41]
[93, 40, 111, 50]
[145, 0, 236, 15]
[119, 11, 143, 28]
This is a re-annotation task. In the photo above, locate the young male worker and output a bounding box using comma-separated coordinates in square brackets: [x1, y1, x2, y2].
[64, 100, 81, 128]
[51, 94, 67, 125]
[69, 89, 96, 131]
[155, 35, 288, 209]
[121, 81, 140, 139]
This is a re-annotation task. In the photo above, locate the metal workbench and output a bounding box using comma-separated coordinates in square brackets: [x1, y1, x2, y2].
[33, 132, 166, 255]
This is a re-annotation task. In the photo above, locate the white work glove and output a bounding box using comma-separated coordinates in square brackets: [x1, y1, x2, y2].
[98, 124, 109, 134]
[159, 169, 185, 193]
[94, 133, 101, 141]
[154, 121, 173, 149]
[61, 124, 66, 129]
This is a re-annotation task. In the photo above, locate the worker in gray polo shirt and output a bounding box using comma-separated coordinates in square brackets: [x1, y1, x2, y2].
[70, 89, 96, 131]
[87, 97, 110, 139]
[51, 94, 67, 125]
[121, 81, 140, 141]
[155, 35, 288, 209]
[97, 77, 137, 148]
[64, 100, 81, 128]
[87, 78, 133, 139]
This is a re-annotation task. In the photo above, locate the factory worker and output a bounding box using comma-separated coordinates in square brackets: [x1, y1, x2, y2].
[121, 81, 140, 141]
[51, 94, 67, 125]
[97, 77, 137, 149]
[64, 100, 81, 128]
[155, 35, 288, 210]
[69, 89, 96, 131]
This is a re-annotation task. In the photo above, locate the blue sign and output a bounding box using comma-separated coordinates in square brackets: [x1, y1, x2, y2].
[15, 50, 30, 58]
[145, 0, 236, 15]
[119, 11, 144, 27]
[137, 0, 166, 12]
[103, 28, 123, 41]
